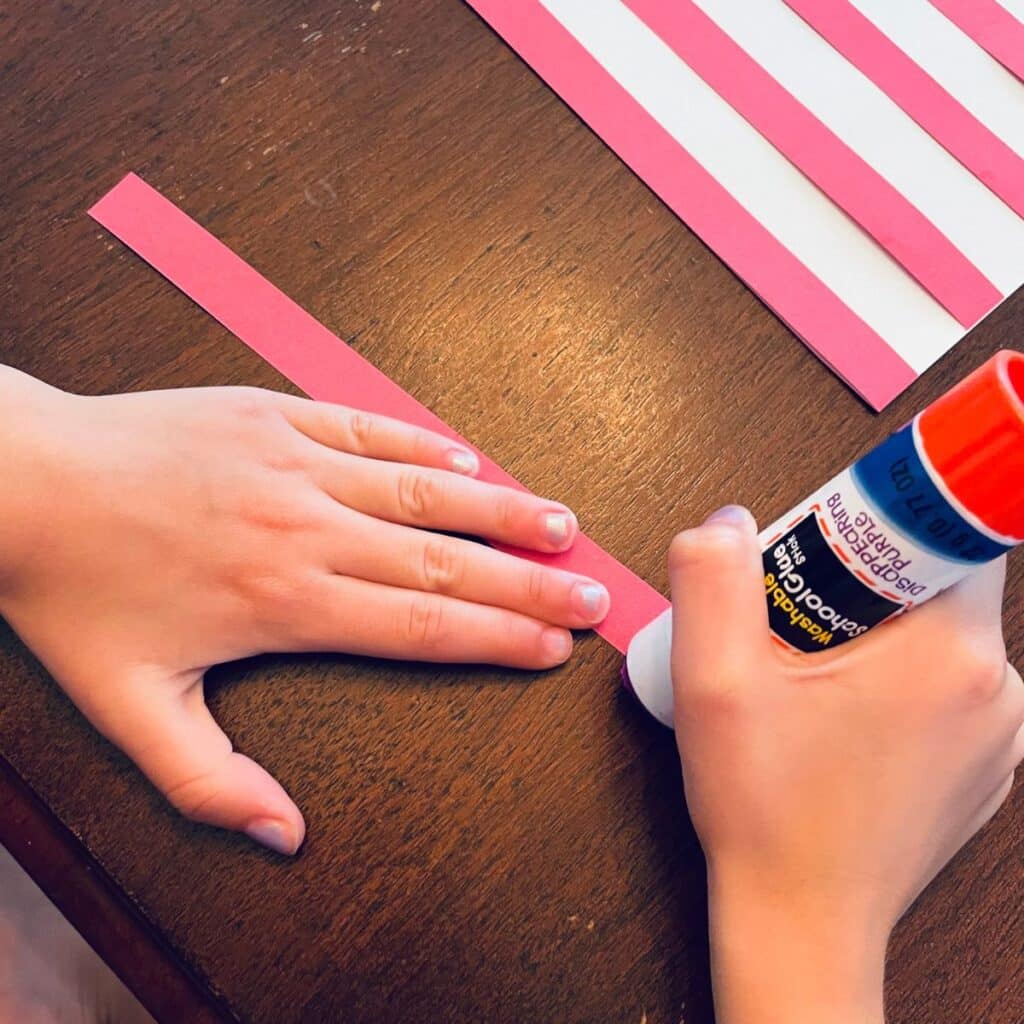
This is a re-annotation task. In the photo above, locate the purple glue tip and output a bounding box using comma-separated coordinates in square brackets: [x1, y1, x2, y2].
[620, 660, 635, 696]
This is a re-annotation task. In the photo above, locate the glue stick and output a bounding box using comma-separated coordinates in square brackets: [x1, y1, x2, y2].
[624, 350, 1024, 728]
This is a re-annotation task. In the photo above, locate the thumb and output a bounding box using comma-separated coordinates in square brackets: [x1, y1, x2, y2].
[668, 506, 773, 700]
[99, 673, 305, 855]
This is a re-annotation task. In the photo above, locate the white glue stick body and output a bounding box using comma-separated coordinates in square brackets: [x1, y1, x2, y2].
[624, 351, 1024, 728]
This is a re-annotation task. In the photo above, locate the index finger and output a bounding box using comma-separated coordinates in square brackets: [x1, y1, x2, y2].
[278, 395, 482, 477]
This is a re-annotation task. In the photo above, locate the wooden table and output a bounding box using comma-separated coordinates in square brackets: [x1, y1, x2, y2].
[2, 2, 1021, 1021]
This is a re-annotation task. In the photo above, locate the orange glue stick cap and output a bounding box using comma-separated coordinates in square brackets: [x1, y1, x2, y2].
[917, 350, 1024, 541]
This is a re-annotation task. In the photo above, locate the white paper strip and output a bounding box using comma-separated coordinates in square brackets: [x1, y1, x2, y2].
[694, 0, 1024, 298]
[997, 0, 1024, 20]
[540, 0, 962, 373]
[850, 0, 1024, 160]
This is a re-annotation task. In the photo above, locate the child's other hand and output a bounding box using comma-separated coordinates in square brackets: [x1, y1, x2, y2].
[0, 369, 610, 854]
[668, 506, 1023, 1024]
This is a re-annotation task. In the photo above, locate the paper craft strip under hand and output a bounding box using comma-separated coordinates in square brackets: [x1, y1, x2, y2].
[622, 0, 1000, 329]
[783, 0, 1024, 219]
[88, 172, 670, 654]
[926, 0, 1024, 82]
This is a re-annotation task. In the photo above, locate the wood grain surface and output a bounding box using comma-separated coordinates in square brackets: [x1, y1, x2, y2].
[1, 1, 1021, 1021]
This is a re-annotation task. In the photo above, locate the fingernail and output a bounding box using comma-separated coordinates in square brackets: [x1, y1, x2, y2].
[572, 581, 610, 623]
[245, 818, 299, 856]
[544, 511, 576, 548]
[449, 449, 479, 476]
[704, 505, 753, 530]
[542, 628, 573, 664]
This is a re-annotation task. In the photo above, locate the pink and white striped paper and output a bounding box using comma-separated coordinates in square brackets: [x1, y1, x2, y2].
[467, 0, 1024, 409]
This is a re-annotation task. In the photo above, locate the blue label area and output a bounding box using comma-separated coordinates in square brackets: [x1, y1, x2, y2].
[851, 422, 1008, 564]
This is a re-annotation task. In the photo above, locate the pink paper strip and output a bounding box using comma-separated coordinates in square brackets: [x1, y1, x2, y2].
[928, 0, 1024, 81]
[623, 0, 1001, 329]
[784, 0, 1024, 220]
[88, 173, 669, 653]
[465, 0, 917, 409]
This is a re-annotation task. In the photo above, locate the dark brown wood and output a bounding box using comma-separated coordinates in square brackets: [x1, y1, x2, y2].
[0, 752, 236, 1024]
[0, 1, 1021, 1022]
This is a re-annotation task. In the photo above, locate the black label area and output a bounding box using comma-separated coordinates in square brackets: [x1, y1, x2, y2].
[763, 514, 903, 652]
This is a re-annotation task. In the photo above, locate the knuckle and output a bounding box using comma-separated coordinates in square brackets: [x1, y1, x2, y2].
[260, 444, 307, 474]
[420, 538, 464, 594]
[396, 470, 441, 522]
[955, 638, 1008, 705]
[410, 427, 435, 461]
[526, 564, 548, 605]
[669, 525, 747, 573]
[504, 614, 531, 653]
[346, 411, 375, 452]
[229, 386, 277, 422]
[497, 493, 520, 533]
[683, 675, 746, 718]
[164, 772, 220, 823]
[405, 595, 448, 649]
[236, 567, 309, 625]
[244, 502, 309, 535]
[668, 531, 697, 570]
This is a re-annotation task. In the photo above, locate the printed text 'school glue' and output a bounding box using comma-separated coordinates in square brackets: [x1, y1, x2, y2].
[624, 350, 1024, 729]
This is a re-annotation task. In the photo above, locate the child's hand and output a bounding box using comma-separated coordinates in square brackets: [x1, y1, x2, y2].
[668, 506, 1023, 1024]
[0, 369, 610, 854]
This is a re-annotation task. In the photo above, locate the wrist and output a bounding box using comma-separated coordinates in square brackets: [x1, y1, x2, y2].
[0, 367, 72, 599]
[707, 861, 889, 1024]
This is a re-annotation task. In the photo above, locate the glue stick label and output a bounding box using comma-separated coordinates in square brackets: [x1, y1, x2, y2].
[763, 513, 901, 651]
[756, 416, 1009, 653]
